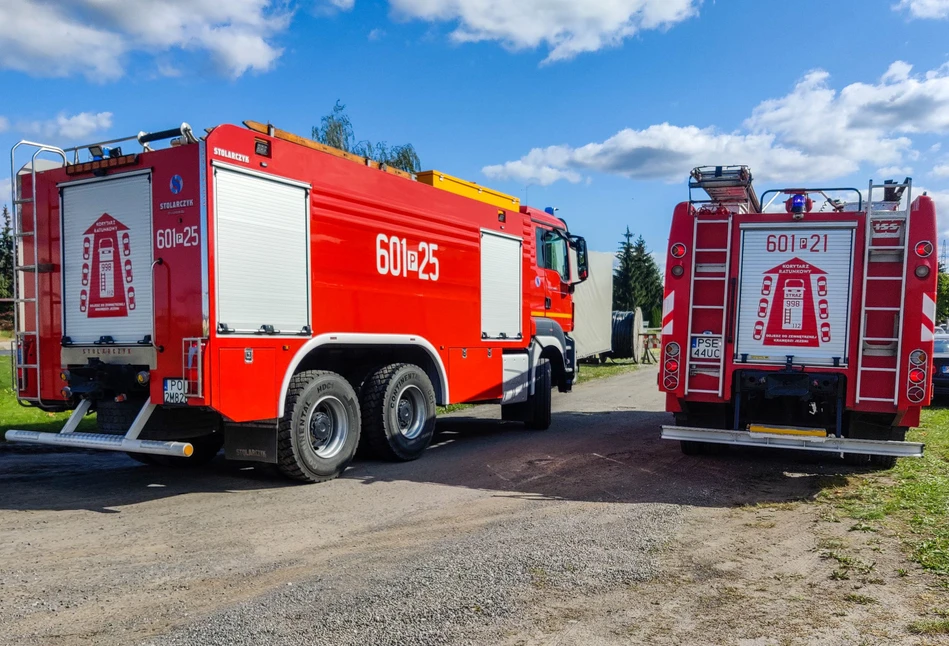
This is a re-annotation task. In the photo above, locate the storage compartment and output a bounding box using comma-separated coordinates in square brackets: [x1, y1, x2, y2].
[448, 348, 503, 403]
[213, 165, 310, 335]
[480, 230, 522, 341]
[61, 171, 154, 345]
[735, 225, 855, 366]
[417, 170, 520, 211]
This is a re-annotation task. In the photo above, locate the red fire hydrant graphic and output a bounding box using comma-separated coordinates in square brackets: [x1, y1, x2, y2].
[82, 213, 133, 318]
[761, 257, 827, 348]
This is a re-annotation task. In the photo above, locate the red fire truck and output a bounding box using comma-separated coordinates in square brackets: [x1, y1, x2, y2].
[659, 166, 937, 467]
[6, 122, 589, 482]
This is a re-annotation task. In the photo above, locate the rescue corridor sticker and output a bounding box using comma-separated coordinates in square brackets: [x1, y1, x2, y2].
[736, 227, 854, 365]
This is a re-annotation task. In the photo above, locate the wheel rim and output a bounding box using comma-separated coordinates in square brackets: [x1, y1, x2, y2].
[395, 385, 426, 439]
[306, 395, 349, 459]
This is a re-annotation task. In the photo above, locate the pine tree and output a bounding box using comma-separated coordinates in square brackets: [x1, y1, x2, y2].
[613, 227, 636, 310]
[612, 227, 664, 321]
[630, 235, 663, 322]
[0, 205, 12, 319]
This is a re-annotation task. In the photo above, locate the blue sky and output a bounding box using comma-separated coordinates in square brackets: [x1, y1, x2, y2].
[2, 0, 949, 259]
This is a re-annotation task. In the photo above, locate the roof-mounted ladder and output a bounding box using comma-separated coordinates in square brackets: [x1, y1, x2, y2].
[689, 166, 761, 213]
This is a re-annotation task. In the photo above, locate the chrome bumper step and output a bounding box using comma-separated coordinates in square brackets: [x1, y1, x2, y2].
[661, 425, 924, 458]
[4, 399, 193, 457]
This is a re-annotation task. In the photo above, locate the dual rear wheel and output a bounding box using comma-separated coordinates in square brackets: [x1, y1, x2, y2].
[276, 364, 438, 483]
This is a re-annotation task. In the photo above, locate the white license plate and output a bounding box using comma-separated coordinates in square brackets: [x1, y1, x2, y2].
[691, 336, 722, 360]
[163, 378, 188, 404]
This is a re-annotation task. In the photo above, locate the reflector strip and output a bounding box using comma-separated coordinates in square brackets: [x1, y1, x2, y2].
[661, 290, 674, 335]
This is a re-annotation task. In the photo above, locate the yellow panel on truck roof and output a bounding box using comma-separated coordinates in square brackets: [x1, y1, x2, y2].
[416, 170, 520, 211]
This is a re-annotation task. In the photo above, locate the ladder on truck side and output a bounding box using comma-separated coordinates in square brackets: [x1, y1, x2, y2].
[685, 167, 758, 397]
[855, 179, 912, 405]
[8, 142, 68, 406]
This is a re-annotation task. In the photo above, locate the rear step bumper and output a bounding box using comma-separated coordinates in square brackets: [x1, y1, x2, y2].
[4, 430, 194, 457]
[4, 399, 193, 458]
[661, 425, 924, 458]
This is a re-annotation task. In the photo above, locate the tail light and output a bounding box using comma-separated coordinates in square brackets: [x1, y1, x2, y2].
[907, 349, 927, 403]
[662, 342, 680, 390]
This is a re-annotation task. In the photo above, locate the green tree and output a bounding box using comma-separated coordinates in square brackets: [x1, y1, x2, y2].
[312, 101, 421, 173]
[937, 262, 949, 325]
[612, 227, 663, 321]
[0, 205, 12, 319]
[613, 227, 636, 311]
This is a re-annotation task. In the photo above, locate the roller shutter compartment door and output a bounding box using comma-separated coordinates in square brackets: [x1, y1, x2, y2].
[481, 231, 522, 340]
[214, 167, 310, 335]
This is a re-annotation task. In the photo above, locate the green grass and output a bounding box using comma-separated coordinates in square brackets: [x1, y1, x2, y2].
[908, 618, 949, 635]
[822, 408, 949, 576]
[0, 329, 12, 341]
[0, 355, 97, 437]
[575, 358, 638, 384]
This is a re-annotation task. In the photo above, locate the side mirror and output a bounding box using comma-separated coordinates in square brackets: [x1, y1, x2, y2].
[569, 235, 589, 283]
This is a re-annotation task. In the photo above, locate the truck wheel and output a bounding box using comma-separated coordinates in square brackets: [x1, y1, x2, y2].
[277, 370, 361, 483]
[361, 363, 437, 461]
[843, 452, 871, 466]
[524, 359, 552, 430]
[869, 454, 898, 469]
[680, 441, 706, 456]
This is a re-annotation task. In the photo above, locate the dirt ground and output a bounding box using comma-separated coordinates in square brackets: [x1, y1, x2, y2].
[1, 367, 946, 645]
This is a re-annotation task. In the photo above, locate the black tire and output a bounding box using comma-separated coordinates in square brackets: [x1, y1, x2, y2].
[680, 441, 706, 456]
[277, 370, 361, 483]
[869, 454, 898, 469]
[524, 359, 552, 430]
[360, 363, 437, 461]
[843, 452, 871, 466]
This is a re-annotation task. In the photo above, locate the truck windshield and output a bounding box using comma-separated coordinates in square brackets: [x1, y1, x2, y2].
[537, 229, 569, 281]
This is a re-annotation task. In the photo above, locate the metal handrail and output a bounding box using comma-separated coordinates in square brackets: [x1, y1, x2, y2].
[759, 187, 863, 213]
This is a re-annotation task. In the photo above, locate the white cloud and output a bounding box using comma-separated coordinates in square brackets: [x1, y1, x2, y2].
[0, 116, 9, 133]
[895, 0, 949, 19]
[19, 112, 113, 141]
[877, 166, 914, 177]
[368, 28, 386, 41]
[934, 164, 949, 178]
[484, 61, 949, 186]
[388, 0, 700, 63]
[0, 0, 290, 80]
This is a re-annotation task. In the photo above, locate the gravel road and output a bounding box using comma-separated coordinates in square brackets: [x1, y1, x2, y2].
[2, 367, 945, 645]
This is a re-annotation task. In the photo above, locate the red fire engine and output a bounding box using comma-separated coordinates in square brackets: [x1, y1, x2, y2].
[659, 166, 937, 466]
[6, 122, 589, 482]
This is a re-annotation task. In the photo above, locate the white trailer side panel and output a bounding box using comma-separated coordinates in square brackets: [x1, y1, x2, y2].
[572, 250, 614, 359]
[735, 224, 855, 366]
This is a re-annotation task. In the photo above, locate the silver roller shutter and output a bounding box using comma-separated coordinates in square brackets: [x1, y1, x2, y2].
[213, 165, 310, 335]
[481, 230, 522, 340]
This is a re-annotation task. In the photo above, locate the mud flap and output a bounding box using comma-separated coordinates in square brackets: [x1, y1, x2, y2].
[224, 421, 278, 463]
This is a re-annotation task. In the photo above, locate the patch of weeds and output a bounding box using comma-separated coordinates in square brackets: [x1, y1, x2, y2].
[818, 537, 846, 550]
[821, 550, 875, 574]
[897, 568, 908, 577]
[844, 593, 877, 605]
[745, 520, 777, 529]
[831, 569, 851, 581]
[908, 618, 949, 635]
[865, 577, 885, 585]
[850, 522, 876, 533]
